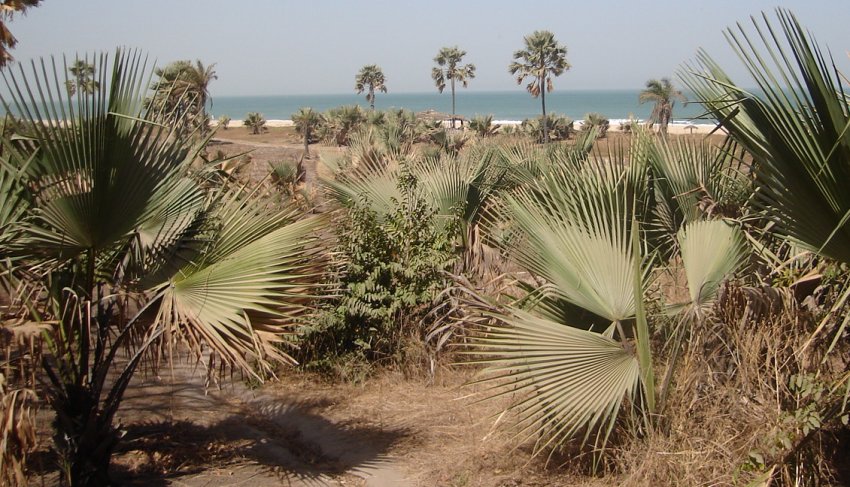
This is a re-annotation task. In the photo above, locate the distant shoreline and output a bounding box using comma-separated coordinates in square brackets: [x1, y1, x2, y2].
[209, 90, 713, 123]
[219, 118, 724, 136]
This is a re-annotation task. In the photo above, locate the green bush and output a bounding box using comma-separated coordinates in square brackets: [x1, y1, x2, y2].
[521, 113, 573, 142]
[581, 112, 610, 138]
[298, 172, 457, 372]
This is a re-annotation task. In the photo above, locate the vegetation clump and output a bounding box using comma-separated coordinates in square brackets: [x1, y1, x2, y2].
[243, 111, 267, 134]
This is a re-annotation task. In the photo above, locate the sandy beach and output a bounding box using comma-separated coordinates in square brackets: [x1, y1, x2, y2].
[220, 118, 723, 135]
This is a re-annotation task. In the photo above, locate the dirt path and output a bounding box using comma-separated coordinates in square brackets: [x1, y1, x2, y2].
[113, 360, 412, 486]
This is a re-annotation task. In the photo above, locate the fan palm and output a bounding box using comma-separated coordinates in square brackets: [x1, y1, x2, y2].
[0, 0, 40, 66]
[509, 30, 570, 144]
[355, 64, 387, 110]
[681, 8, 850, 353]
[291, 106, 323, 158]
[0, 49, 326, 485]
[149, 59, 217, 133]
[243, 111, 267, 134]
[466, 146, 656, 457]
[432, 46, 476, 128]
[469, 115, 499, 138]
[65, 58, 99, 96]
[639, 78, 686, 136]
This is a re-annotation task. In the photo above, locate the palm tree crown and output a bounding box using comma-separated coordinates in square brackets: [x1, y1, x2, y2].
[509, 30, 570, 143]
[150, 59, 218, 132]
[639, 78, 686, 135]
[432, 46, 476, 128]
[0, 0, 41, 66]
[66, 59, 99, 96]
[291, 106, 323, 157]
[354, 64, 387, 110]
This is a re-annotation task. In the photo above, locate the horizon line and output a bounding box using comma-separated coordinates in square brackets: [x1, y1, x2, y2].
[211, 88, 677, 98]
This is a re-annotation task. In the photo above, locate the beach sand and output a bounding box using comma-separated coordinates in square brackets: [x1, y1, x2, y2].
[218, 118, 723, 135]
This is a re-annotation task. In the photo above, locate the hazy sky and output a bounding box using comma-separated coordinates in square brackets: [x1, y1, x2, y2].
[6, 1, 848, 96]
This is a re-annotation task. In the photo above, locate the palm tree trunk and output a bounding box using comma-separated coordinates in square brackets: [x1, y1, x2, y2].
[541, 72, 548, 144]
[369, 87, 375, 110]
[450, 77, 456, 129]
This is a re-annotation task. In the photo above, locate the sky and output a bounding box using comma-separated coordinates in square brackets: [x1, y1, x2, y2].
[5, 0, 848, 97]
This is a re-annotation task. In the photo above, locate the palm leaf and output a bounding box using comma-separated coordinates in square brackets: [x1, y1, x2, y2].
[155, 213, 327, 375]
[498, 148, 649, 323]
[678, 219, 747, 308]
[1, 50, 201, 268]
[680, 9, 850, 263]
[466, 307, 641, 456]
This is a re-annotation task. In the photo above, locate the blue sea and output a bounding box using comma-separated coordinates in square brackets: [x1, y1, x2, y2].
[210, 90, 711, 124]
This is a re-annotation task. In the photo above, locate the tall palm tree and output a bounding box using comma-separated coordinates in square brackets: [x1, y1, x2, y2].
[0, 0, 40, 67]
[639, 78, 686, 136]
[509, 30, 570, 144]
[432, 46, 476, 128]
[65, 59, 99, 96]
[150, 59, 218, 133]
[0, 49, 326, 485]
[355, 64, 387, 110]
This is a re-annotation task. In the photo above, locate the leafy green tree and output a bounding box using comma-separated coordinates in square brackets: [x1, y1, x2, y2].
[0, 50, 326, 486]
[509, 30, 570, 144]
[432, 46, 476, 128]
[639, 78, 686, 136]
[355, 64, 387, 110]
[243, 111, 267, 134]
[65, 59, 99, 96]
[0, 0, 41, 66]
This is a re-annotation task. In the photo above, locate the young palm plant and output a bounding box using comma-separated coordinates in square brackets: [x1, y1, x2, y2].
[291, 106, 323, 158]
[243, 111, 267, 134]
[681, 9, 850, 345]
[464, 144, 656, 459]
[0, 49, 326, 486]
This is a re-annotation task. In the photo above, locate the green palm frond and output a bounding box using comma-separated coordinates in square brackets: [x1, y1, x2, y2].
[467, 307, 641, 455]
[647, 135, 750, 250]
[321, 153, 401, 218]
[678, 219, 747, 308]
[2, 50, 201, 266]
[680, 8, 850, 263]
[498, 146, 649, 322]
[155, 212, 327, 375]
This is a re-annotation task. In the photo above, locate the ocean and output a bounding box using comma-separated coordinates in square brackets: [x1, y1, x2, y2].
[210, 90, 711, 124]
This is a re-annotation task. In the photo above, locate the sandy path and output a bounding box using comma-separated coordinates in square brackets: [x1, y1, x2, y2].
[115, 359, 411, 486]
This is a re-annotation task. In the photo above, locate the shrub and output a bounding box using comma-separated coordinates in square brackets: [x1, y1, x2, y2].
[218, 114, 231, 129]
[582, 112, 610, 138]
[521, 113, 573, 142]
[243, 111, 267, 134]
[298, 171, 457, 371]
[469, 114, 499, 137]
[320, 105, 366, 145]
